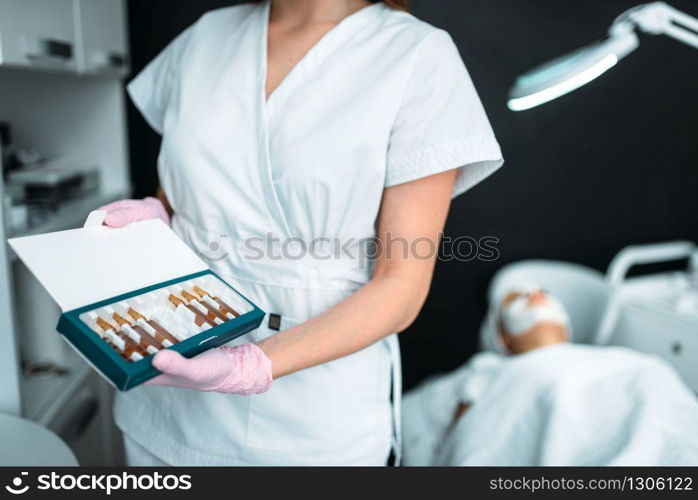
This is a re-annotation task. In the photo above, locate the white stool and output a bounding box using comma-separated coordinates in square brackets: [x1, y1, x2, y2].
[0, 413, 77, 466]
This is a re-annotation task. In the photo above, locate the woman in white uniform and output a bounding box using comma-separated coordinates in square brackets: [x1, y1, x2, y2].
[107, 0, 503, 466]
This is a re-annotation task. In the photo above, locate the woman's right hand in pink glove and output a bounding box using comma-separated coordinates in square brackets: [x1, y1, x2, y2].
[99, 197, 170, 228]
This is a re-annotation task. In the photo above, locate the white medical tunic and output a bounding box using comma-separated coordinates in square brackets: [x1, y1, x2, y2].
[115, 0, 503, 465]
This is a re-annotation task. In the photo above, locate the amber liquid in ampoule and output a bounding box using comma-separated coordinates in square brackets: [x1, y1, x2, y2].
[169, 293, 216, 327]
[182, 289, 228, 322]
[96, 316, 146, 361]
[193, 285, 240, 318]
[112, 312, 162, 353]
[128, 307, 180, 346]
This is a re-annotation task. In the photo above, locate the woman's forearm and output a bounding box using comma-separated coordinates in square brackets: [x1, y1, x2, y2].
[257, 269, 431, 379]
[257, 169, 455, 379]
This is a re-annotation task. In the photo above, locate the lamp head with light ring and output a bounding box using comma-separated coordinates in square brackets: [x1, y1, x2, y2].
[507, 2, 698, 111]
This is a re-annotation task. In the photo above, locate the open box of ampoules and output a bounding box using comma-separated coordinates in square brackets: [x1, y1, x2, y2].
[8, 210, 265, 390]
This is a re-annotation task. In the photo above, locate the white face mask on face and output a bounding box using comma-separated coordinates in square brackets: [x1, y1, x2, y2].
[499, 292, 570, 337]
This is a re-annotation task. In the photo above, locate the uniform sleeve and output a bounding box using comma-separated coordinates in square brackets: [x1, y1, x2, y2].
[126, 26, 194, 134]
[386, 30, 503, 198]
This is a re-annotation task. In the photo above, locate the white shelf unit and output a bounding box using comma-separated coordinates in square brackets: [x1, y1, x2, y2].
[0, 0, 129, 76]
[0, 0, 131, 465]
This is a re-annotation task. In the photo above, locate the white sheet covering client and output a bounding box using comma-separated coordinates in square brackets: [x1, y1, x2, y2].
[402, 285, 698, 466]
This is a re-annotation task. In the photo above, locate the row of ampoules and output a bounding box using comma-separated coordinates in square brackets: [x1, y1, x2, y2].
[166, 284, 240, 328]
[83, 284, 242, 362]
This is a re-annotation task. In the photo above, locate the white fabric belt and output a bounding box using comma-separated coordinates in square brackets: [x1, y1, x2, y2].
[220, 249, 373, 290]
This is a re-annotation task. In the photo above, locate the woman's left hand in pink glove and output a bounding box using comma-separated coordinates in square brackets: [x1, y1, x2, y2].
[99, 197, 170, 228]
[144, 344, 273, 395]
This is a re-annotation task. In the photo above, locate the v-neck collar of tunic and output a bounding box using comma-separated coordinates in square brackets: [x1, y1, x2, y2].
[252, 1, 384, 239]
[259, 0, 383, 107]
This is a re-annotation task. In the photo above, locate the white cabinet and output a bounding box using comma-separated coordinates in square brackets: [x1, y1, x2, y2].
[0, 0, 129, 78]
[76, 0, 129, 76]
[0, 0, 78, 71]
[0, 1, 132, 422]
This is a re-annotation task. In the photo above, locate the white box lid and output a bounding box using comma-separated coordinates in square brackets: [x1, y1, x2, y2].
[8, 211, 208, 311]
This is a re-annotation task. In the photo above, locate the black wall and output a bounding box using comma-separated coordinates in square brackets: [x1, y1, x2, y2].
[127, 0, 698, 389]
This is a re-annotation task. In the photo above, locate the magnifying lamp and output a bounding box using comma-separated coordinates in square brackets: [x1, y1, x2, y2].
[507, 2, 698, 111]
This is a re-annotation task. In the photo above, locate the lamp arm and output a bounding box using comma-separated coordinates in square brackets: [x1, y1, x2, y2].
[620, 2, 698, 49]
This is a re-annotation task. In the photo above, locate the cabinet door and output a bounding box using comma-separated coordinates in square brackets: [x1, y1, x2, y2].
[46, 376, 112, 466]
[77, 0, 129, 76]
[0, 0, 77, 71]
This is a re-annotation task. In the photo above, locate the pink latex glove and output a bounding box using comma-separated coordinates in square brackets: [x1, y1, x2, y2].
[99, 197, 170, 228]
[144, 344, 273, 395]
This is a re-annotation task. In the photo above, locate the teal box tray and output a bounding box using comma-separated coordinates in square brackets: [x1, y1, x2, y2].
[8, 216, 266, 392]
[57, 270, 265, 391]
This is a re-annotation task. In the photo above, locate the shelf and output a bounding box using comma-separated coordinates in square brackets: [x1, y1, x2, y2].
[0, 0, 129, 80]
[0, 62, 128, 81]
[7, 189, 126, 252]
